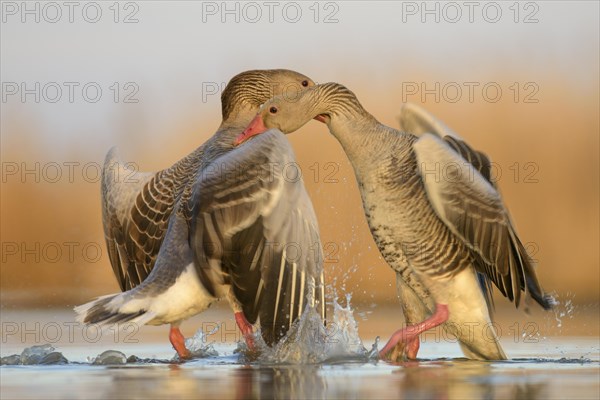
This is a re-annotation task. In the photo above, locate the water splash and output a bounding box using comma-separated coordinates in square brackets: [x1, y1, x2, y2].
[521, 327, 542, 343]
[238, 292, 378, 364]
[551, 292, 576, 330]
[327, 264, 359, 302]
[184, 327, 219, 358]
[169, 327, 219, 362]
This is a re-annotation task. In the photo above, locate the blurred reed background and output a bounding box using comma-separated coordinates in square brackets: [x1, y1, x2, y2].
[1, 1, 598, 320]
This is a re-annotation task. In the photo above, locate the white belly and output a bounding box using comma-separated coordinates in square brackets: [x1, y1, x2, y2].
[143, 263, 219, 325]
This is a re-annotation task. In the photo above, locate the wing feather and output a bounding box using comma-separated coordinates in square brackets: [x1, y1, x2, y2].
[414, 133, 553, 309]
[189, 131, 325, 345]
[101, 147, 192, 291]
[399, 103, 502, 309]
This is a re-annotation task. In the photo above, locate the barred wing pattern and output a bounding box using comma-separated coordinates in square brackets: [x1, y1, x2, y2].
[414, 134, 553, 309]
[398, 103, 495, 308]
[189, 130, 325, 345]
[101, 148, 192, 291]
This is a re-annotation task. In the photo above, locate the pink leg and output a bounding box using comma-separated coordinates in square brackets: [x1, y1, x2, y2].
[379, 304, 449, 359]
[234, 312, 255, 351]
[169, 325, 191, 359]
[406, 337, 420, 359]
[388, 336, 420, 361]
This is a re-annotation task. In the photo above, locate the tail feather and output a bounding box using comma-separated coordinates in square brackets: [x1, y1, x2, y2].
[74, 293, 156, 327]
[529, 289, 557, 311]
[511, 232, 556, 311]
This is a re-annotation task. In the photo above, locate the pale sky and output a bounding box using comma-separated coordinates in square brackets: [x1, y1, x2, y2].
[1, 1, 598, 158]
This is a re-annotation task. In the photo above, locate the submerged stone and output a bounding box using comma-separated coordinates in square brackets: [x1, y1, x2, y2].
[20, 344, 56, 365]
[126, 355, 141, 363]
[39, 352, 69, 365]
[1, 344, 69, 365]
[92, 350, 127, 365]
[1, 354, 21, 365]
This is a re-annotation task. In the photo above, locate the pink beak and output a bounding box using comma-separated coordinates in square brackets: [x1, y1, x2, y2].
[234, 114, 268, 145]
[314, 114, 327, 123]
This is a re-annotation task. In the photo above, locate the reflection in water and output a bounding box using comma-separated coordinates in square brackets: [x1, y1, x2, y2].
[3, 338, 598, 400]
[235, 366, 327, 400]
[396, 359, 548, 400]
[99, 364, 329, 400]
[2, 359, 595, 400]
[94, 359, 555, 400]
[399, 360, 496, 399]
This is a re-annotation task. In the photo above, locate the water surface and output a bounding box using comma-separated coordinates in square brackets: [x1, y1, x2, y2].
[1, 308, 598, 399]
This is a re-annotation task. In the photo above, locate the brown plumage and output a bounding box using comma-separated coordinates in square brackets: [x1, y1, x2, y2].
[77, 70, 324, 356]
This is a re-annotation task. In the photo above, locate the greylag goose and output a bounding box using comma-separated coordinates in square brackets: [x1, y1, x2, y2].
[235, 82, 555, 361]
[75, 70, 325, 359]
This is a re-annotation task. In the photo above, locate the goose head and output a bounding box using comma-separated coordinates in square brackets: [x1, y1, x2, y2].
[235, 82, 364, 145]
[221, 69, 315, 122]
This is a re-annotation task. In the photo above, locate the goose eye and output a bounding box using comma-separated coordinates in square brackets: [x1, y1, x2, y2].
[301, 80, 309, 87]
[269, 106, 278, 114]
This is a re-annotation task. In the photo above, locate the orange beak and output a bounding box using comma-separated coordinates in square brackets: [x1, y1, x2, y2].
[234, 114, 268, 145]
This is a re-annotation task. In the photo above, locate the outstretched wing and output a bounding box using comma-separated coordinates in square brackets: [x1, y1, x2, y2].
[399, 103, 492, 182]
[398, 102, 463, 139]
[414, 133, 553, 310]
[189, 130, 325, 345]
[101, 148, 192, 291]
[399, 103, 498, 308]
